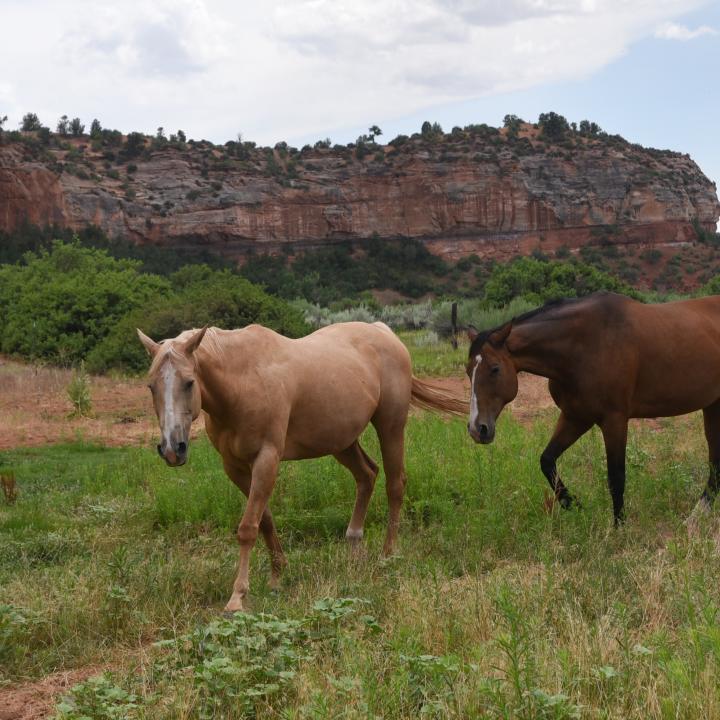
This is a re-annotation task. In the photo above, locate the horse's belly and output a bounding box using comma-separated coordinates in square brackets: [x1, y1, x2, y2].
[284, 394, 377, 459]
[631, 386, 720, 418]
[282, 413, 374, 460]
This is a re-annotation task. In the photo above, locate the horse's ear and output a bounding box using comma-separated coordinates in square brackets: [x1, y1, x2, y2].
[489, 321, 512, 347]
[182, 326, 208, 355]
[137, 329, 161, 357]
[466, 325, 479, 342]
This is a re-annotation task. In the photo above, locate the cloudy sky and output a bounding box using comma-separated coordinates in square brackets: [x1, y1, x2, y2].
[1, 0, 718, 188]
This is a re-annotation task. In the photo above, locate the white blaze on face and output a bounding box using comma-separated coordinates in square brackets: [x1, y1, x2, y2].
[162, 361, 177, 446]
[469, 354, 482, 426]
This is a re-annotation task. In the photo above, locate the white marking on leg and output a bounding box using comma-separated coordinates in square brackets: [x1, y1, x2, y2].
[162, 362, 176, 447]
[469, 354, 482, 426]
[346, 527, 364, 541]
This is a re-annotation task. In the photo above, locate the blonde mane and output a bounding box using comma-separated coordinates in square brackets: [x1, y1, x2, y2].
[148, 327, 228, 375]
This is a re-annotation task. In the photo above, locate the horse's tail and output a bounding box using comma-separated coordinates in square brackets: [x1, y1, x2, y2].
[410, 376, 468, 416]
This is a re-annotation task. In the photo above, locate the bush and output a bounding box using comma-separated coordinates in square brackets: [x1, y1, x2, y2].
[0, 242, 308, 373]
[87, 265, 309, 373]
[0, 242, 168, 366]
[482, 257, 637, 307]
[538, 112, 570, 141]
[0, 222, 235, 274]
[21, 113, 42, 131]
[241, 238, 449, 305]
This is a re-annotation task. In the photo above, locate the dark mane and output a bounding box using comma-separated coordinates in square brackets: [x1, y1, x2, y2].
[468, 293, 611, 357]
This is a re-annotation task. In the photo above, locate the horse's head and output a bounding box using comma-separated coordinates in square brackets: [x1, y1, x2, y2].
[466, 321, 518, 444]
[137, 327, 207, 466]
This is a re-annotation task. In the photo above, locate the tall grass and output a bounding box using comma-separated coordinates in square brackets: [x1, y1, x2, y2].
[2, 409, 719, 717]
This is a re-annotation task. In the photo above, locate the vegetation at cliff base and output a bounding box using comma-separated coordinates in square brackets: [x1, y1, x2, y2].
[0, 242, 309, 372]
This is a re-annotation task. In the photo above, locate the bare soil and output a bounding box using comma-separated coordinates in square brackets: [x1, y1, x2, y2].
[0, 668, 100, 720]
[0, 357, 206, 451]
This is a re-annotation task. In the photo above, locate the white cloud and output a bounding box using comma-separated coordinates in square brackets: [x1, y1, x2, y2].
[0, 0, 712, 145]
[654, 21, 717, 40]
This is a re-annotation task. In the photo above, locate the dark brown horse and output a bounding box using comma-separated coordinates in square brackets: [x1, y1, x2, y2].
[466, 292, 720, 525]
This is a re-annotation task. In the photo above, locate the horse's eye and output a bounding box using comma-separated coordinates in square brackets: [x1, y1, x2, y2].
[491, 365, 500, 375]
[185, 379, 194, 390]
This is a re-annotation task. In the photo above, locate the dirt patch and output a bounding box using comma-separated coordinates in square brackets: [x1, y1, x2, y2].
[0, 357, 208, 451]
[0, 667, 100, 720]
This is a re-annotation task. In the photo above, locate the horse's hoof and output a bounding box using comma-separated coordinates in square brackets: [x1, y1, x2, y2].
[560, 494, 581, 510]
[346, 528, 364, 543]
[223, 594, 246, 615]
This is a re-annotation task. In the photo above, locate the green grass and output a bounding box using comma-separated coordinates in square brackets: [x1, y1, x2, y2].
[1, 411, 720, 718]
[397, 330, 468, 376]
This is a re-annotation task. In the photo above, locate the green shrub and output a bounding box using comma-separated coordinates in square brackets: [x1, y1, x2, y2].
[0, 242, 168, 365]
[241, 238, 449, 305]
[0, 222, 234, 274]
[483, 257, 637, 307]
[0, 242, 308, 373]
[54, 674, 139, 720]
[87, 265, 309, 373]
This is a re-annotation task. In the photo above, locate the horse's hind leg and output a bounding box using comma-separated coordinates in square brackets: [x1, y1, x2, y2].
[600, 414, 629, 527]
[334, 441, 379, 544]
[687, 401, 720, 531]
[540, 413, 592, 509]
[223, 457, 287, 594]
[373, 420, 407, 557]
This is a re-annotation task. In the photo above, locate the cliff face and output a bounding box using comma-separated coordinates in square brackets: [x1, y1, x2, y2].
[0, 124, 717, 262]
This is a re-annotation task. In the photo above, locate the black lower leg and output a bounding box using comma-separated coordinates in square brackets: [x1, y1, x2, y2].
[608, 463, 626, 526]
[700, 461, 720, 506]
[540, 450, 575, 509]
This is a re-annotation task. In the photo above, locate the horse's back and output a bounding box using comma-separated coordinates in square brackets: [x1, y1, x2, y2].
[302, 321, 411, 374]
[282, 323, 411, 456]
[621, 295, 720, 416]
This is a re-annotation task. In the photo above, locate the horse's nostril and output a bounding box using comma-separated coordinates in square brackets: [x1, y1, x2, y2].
[178, 442, 187, 454]
[157, 444, 163, 457]
[479, 424, 489, 438]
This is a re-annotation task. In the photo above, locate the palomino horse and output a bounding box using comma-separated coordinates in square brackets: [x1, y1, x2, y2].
[138, 322, 466, 612]
[465, 292, 720, 526]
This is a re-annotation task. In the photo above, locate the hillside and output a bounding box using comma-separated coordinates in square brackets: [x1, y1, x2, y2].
[0, 120, 718, 264]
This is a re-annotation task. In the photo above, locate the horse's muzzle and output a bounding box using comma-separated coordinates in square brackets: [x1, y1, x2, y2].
[157, 441, 188, 466]
[468, 422, 495, 444]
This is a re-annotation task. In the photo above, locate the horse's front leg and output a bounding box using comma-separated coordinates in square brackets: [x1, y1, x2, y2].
[600, 414, 628, 526]
[540, 413, 592, 509]
[225, 445, 280, 613]
[223, 458, 287, 593]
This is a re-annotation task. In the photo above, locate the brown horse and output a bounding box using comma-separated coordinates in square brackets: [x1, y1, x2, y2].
[465, 292, 720, 526]
[137, 322, 465, 612]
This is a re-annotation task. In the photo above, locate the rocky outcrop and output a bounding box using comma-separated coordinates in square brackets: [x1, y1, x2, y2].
[0, 124, 717, 262]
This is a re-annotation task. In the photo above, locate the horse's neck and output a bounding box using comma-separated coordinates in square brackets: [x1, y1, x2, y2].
[193, 342, 252, 417]
[192, 329, 280, 418]
[508, 317, 577, 380]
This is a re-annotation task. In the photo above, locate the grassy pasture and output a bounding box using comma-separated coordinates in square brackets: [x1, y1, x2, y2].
[2, 405, 720, 718]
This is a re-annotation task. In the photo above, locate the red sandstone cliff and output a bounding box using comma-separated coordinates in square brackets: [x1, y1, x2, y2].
[0, 123, 717, 262]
